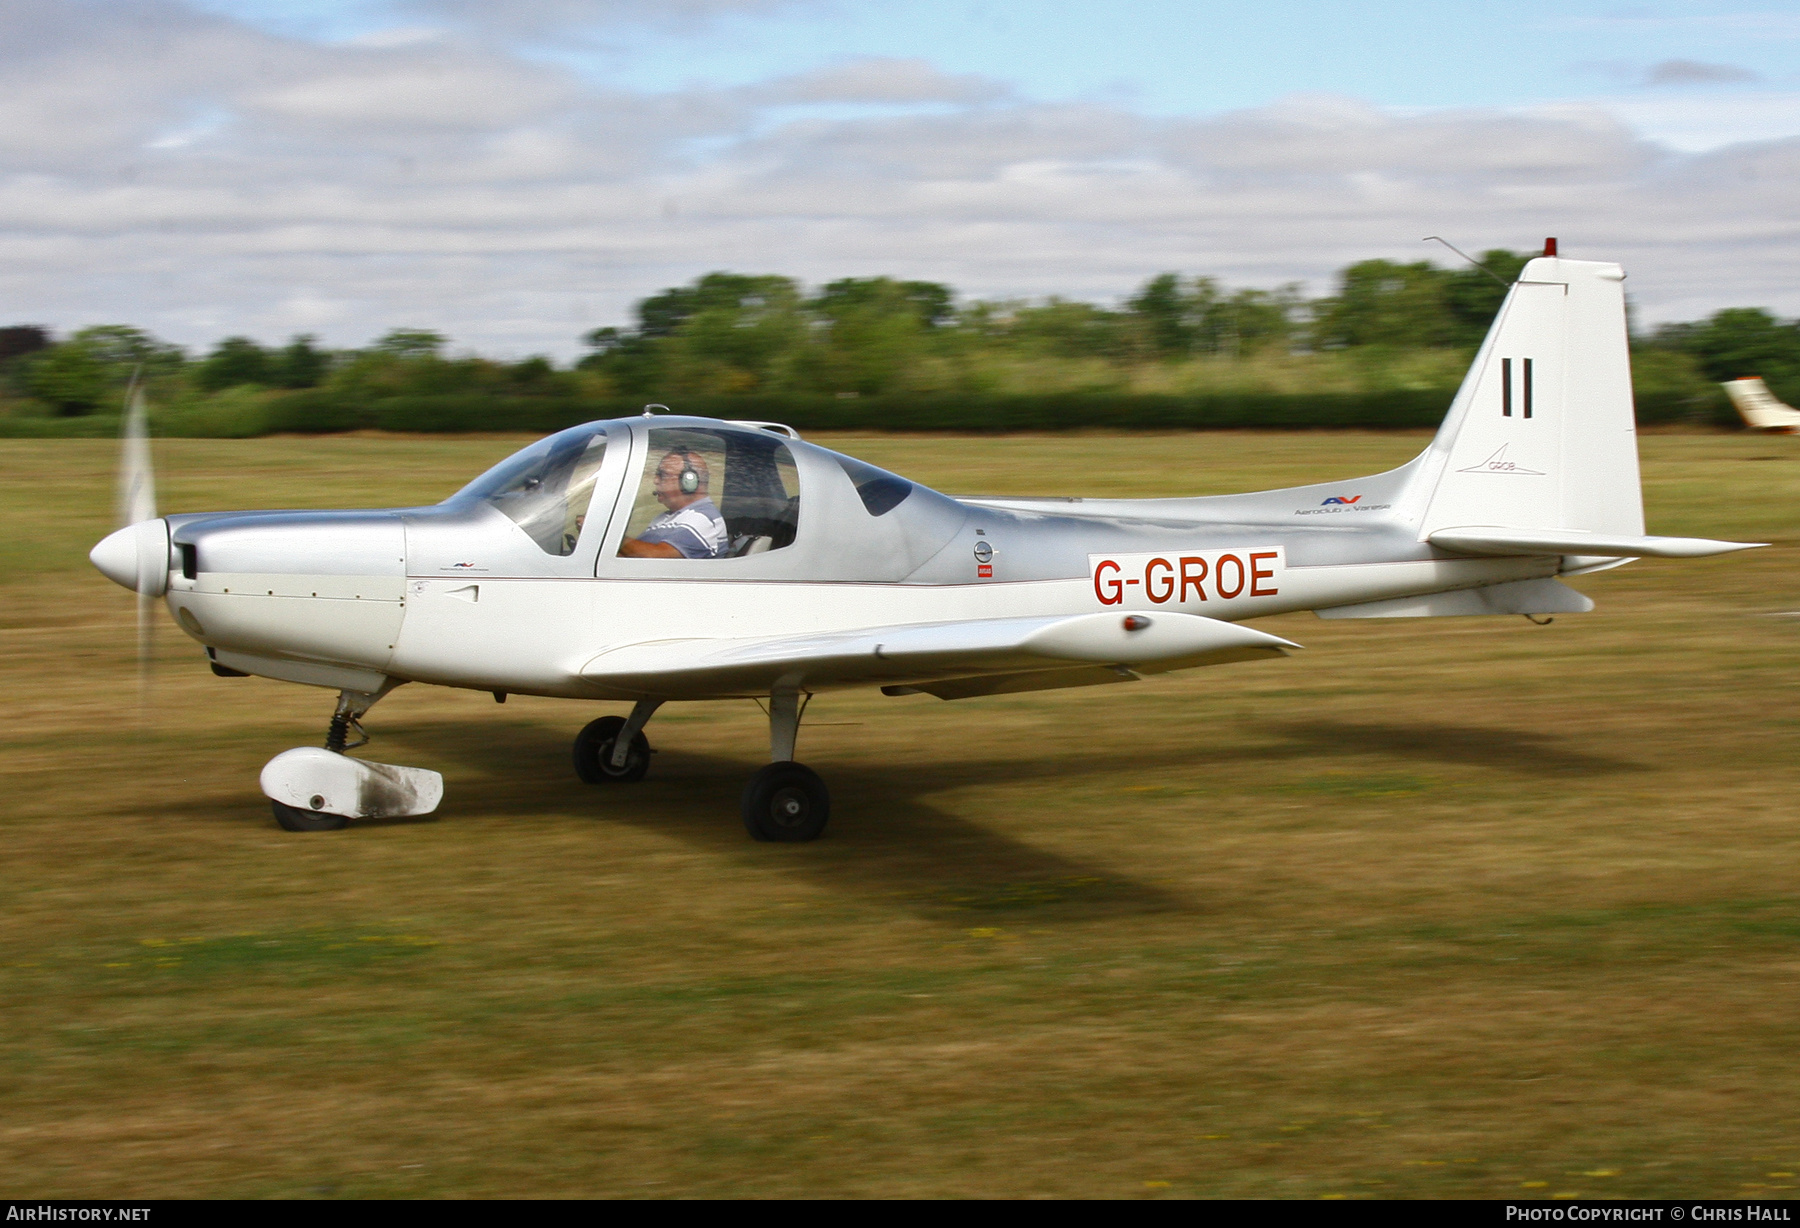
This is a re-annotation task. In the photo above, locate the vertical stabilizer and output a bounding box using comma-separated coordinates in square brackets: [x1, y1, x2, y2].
[1723, 377, 1800, 433]
[1405, 257, 1644, 539]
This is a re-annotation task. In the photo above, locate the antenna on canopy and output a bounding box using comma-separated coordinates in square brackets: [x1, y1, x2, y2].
[642, 403, 670, 417]
[1423, 236, 1512, 288]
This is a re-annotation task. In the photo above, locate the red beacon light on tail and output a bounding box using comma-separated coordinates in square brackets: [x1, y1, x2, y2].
[1544, 237, 1558, 257]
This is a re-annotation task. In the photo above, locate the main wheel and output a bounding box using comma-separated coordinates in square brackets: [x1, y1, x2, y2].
[271, 798, 349, 832]
[741, 761, 830, 842]
[573, 715, 651, 784]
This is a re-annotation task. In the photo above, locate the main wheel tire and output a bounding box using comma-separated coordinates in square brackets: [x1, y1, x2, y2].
[573, 715, 651, 784]
[741, 761, 830, 842]
[271, 798, 349, 832]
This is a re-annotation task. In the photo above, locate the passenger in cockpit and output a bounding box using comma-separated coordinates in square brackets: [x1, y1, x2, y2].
[618, 448, 729, 559]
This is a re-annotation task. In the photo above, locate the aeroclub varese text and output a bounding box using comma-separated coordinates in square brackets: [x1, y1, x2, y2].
[1088, 548, 1284, 607]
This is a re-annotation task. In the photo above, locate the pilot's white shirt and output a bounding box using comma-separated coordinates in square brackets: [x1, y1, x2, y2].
[640, 497, 728, 558]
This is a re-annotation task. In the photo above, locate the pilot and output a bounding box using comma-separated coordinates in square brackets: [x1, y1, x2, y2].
[618, 448, 729, 559]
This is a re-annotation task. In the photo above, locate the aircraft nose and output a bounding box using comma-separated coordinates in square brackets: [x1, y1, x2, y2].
[90, 518, 170, 597]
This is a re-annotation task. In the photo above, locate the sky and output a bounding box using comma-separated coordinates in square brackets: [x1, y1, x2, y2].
[6, 0, 1800, 358]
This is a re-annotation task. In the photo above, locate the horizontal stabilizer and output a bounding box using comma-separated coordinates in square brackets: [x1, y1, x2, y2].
[1317, 576, 1594, 619]
[580, 611, 1296, 698]
[1429, 526, 1763, 559]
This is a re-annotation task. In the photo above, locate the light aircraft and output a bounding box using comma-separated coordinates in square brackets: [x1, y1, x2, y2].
[91, 244, 1761, 840]
[1722, 377, 1800, 433]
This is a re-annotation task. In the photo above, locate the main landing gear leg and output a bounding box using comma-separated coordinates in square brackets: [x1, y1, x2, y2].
[742, 690, 830, 842]
[573, 698, 661, 784]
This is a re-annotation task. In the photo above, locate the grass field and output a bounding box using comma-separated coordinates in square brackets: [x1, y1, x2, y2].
[3, 429, 1798, 1199]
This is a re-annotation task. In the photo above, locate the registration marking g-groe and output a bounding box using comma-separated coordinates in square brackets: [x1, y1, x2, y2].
[1089, 547, 1284, 607]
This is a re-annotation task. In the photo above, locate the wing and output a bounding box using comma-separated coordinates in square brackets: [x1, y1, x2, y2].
[579, 611, 1297, 700]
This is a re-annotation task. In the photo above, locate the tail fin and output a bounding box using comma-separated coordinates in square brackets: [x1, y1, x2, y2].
[1404, 256, 1644, 539]
[1723, 377, 1800, 432]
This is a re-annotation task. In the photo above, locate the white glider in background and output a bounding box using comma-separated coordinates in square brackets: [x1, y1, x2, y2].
[1723, 377, 1800, 433]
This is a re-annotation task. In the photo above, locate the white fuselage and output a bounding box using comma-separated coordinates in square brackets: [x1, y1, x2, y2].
[168, 550, 1551, 700]
[153, 412, 1586, 702]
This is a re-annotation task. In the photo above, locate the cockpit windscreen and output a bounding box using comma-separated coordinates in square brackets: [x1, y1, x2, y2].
[454, 423, 609, 556]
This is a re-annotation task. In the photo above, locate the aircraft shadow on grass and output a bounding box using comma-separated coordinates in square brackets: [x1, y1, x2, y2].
[1260, 720, 1639, 777]
[192, 711, 1638, 919]
[163, 716, 1210, 920]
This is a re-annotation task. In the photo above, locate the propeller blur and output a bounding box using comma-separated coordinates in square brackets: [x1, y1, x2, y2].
[89, 250, 1763, 839]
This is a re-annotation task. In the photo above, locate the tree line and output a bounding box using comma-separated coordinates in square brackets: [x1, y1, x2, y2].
[2, 249, 1794, 432]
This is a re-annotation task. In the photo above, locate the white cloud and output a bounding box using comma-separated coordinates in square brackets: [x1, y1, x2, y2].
[339, 26, 455, 49]
[401, 0, 817, 37]
[5, 0, 1800, 358]
[1583, 90, 1800, 153]
[751, 57, 1012, 107]
[246, 51, 579, 130]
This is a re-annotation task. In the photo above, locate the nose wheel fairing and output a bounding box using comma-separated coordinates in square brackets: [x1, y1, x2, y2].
[262, 748, 444, 827]
[258, 683, 442, 831]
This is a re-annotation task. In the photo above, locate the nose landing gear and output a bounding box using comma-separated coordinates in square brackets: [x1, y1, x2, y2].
[261, 683, 442, 831]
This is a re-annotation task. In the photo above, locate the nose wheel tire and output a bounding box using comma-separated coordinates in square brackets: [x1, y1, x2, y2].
[741, 761, 830, 842]
[271, 799, 349, 832]
[574, 715, 651, 784]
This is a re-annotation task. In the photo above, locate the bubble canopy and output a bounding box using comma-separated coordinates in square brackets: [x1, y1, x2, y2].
[452, 422, 611, 556]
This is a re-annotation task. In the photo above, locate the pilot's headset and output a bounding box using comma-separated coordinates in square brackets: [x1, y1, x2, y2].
[672, 449, 703, 495]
